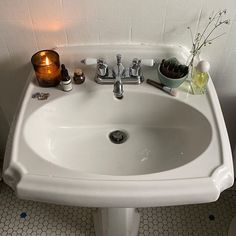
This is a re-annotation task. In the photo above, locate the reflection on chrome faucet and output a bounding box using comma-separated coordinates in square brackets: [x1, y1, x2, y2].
[112, 54, 125, 99]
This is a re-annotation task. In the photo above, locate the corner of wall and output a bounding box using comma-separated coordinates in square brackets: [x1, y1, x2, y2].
[0, 105, 10, 159]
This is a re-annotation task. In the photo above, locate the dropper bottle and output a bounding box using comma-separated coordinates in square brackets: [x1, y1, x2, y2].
[60, 64, 72, 92]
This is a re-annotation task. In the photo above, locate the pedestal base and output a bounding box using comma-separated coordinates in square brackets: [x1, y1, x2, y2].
[93, 208, 140, 236]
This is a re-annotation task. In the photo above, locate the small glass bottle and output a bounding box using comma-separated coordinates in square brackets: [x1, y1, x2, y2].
[191, 61, 210, 95]
[73, 68, 85, 84]
[60, 64, 72, 92]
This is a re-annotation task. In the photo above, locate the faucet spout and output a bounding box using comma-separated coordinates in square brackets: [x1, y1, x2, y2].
[113, 54, 125, 99]
[113, 79, 124, 99]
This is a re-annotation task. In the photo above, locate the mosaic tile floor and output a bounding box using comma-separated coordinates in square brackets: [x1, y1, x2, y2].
[0, 180, 236, 236]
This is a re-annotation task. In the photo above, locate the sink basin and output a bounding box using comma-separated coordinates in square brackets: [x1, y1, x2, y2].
[3, 45, 233, 210]
[24, 91, 212, 176]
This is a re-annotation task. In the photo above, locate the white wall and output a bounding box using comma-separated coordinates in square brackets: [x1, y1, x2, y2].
[0, 0, 236, 153]
[0, 105, 9, 157]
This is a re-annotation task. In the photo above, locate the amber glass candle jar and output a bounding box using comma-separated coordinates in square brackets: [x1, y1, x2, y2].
[31, 50, 61, 87]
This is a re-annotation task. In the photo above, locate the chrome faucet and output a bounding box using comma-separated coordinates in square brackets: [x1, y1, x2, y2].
[112, 54, 125, 99]
[81, 56, 154, 93]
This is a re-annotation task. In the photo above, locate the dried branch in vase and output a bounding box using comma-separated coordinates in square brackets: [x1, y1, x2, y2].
[187, 9, 230, 67]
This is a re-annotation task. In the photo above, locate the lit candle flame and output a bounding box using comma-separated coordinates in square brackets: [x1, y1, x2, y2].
[45, 57, 50, 66]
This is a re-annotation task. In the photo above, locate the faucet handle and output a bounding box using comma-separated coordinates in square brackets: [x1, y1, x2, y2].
[129, 58, 141, 77]
[129, 58, 154, 77]
[97, 58, 108, 77]
[130, 58, 154, 66]
[141, 59, 154, 67]
[81, 58, 108, 77]
[81, 58, 97, 65]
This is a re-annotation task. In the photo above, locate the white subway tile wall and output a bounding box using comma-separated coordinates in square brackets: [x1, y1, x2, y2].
[0, 0, 236, 147]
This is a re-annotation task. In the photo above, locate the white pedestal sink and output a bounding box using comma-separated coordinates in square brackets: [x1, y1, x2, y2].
[94, 208, 140, 236]
[3, 45, 234, 236]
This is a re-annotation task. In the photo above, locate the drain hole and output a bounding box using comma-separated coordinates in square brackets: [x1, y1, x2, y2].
[109, 130, 128, 144]
[209, 214, 215, 221]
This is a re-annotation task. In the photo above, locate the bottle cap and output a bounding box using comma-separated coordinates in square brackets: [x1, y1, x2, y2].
[61, 64, 70, 81]
[196, 61, 210, 73]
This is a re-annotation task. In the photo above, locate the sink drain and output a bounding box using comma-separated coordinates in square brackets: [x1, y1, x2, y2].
[109, 130, 128, 144]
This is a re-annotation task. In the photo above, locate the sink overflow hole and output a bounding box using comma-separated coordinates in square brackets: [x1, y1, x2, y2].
[109, 130, 128, 144]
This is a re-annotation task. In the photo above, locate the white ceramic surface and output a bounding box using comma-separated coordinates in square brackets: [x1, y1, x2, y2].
[3, 45, 234, 208]
[24, 91, 212, 176]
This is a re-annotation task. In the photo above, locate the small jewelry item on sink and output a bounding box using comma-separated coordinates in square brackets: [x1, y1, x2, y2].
[73, 68, 85, 84]
[32, 92, 50, 100]
[31, 50, 61, 87]
[60, 64, 72, 92]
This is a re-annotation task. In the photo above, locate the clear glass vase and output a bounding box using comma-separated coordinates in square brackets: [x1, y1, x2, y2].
[186, 51, 201, 93]
[186, 51, 200, 80]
